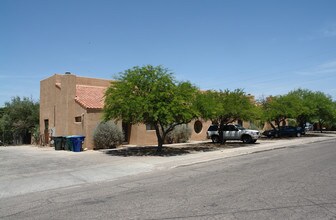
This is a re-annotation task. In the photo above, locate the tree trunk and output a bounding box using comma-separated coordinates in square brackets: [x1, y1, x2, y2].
[219, 129, 224, 144]
[157, 137, 164, 152]
[154, 125, 164, 152]
[268, 121, 277, 130]
[297, 116, 306, 129]
[219, 120, 226, 144]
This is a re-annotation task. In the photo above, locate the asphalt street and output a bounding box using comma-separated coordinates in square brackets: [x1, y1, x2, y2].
[0, 136, 335, 219]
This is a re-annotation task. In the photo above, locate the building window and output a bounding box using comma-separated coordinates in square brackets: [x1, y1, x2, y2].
[194, 120, 203, 134]
[75, 116, 82, 123]
[146, 124, 155, 131]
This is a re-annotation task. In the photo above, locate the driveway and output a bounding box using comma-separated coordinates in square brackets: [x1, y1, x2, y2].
[0, 146, 155, 198]
[1, 133, 335, 199]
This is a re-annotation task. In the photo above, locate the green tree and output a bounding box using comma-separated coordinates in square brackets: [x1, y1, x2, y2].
[286, 89, 315, 128]
[331, 101, 336, 130]
[196, 89, 258, 124]
[0, 97, 39, 145]
[310, 91, 335, 132]
[261, 94, 298, 129]
[261, 89, 336, 132]
[196, 89, 258, 143]
[103, 65, 199, 151]
[0, 111, 11, 145]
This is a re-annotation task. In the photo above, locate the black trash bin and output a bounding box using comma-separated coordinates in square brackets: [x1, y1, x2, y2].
[53, 136, 64, 150]
[64, 136, 74, 151]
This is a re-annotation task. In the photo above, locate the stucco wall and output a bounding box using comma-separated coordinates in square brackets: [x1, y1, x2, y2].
[127, 119, 212, 146]
[85, 110, 104, 149]
[40, 75, 59, 143]
[128, 124, 157, 146]
[76, 76, 112, 87]
[190, 119, 212, 141]
[40, 74, 113, 149]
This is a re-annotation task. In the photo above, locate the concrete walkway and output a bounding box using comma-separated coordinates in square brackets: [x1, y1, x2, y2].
[1, 133, 335, 199]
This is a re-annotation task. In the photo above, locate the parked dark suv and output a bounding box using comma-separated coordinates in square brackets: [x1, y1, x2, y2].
[262, 126, 305, 138]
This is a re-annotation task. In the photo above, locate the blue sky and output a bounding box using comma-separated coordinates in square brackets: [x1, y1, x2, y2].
[1, 0, 336, 106]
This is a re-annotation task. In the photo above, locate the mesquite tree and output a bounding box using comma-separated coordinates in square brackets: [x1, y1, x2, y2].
[103, 65, 199, 151]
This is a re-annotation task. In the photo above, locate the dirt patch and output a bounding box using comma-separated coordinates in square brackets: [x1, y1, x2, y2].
[102, 133, 334, 157]
[103, 141, 255, 157]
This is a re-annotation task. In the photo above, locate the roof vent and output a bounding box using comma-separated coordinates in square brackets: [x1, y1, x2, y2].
[65, 71, 71, 75]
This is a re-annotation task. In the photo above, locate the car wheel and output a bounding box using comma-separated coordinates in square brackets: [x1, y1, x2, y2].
[242, 135, 252, 144]
[211, 135, 219, 143]
[296, 132, 301, 137]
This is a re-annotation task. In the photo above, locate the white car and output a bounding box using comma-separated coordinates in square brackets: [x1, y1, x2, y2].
[207, 124, 260, 144]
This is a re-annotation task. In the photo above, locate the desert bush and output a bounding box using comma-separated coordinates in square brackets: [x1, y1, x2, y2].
[165, 124, 192, 144]
[31, 126, 40, 145]
[93, 121, 124, 149]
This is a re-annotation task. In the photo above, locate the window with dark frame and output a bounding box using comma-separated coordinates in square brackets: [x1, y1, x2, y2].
[75, 116, 82, 123]
[194, 120, 203, 134]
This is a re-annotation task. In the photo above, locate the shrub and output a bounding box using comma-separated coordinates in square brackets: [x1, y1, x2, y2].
[93, 121, 124, 149]
[165, 124, 192, 144]
[31, 125, 40, 145]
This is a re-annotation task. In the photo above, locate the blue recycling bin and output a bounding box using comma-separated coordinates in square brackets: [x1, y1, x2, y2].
[68, 135, 85, 152]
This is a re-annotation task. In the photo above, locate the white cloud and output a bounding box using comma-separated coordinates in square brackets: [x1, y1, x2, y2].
[300, 23, 336, 41]
[322, 23, 336, 37]
[295, 60, 336, 76]
[319, 60, 336, 68]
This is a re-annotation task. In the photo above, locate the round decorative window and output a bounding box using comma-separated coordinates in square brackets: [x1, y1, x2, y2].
[194, 120, 203, 134]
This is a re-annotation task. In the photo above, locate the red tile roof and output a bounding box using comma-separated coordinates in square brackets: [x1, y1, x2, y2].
[75, 85, 107, 110]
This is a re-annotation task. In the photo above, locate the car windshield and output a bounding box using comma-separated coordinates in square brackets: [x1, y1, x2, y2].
[208, 125, 218, 131]
[235, 125, 245, 130]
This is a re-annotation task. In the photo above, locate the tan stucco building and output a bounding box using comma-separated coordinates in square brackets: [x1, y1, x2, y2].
[40, 73, 211, 150]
